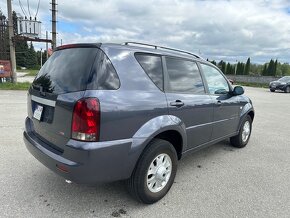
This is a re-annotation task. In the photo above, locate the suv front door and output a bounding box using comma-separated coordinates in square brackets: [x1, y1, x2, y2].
[164, 57, 214, 150]
[200, 63, 240, 140]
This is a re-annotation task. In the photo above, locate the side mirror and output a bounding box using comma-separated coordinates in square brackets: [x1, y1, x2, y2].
[232, 86, 244, 96]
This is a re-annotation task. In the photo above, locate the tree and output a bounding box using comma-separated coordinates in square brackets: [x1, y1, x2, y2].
[0, 9, 10, 60]
[217, 60, 226, 73]
[244, 58, 250, 75]
[267, 59, 275, 76]
[280, 63, 290, 76]
[15, 40, 29, 67]
[225, 63, 231, 75]
[25, 42, 37, 68]
[274, 59, 278, 76]
[262, 64, 267, 76]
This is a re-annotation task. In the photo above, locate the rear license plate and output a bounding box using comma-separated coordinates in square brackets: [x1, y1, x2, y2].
[33, 105, 43, 121]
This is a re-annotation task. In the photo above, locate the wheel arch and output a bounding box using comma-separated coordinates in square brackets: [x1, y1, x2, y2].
[238, 103, 255, 131]
[130, 115, 187, 165]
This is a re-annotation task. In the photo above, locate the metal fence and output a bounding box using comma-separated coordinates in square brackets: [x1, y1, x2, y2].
[227, 75, 278, 84]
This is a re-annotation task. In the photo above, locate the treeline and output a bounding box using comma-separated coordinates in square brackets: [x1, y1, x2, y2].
[208, 58, 290, 77]
[15, 41, 48, 69]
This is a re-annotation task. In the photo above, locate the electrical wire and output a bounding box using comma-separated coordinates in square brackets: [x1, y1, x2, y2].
[27, 0, 31, 18]
[18, 0, 28, 18]
[35, 0, 40, 18]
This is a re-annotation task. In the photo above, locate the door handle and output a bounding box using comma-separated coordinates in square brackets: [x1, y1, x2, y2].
[170, 100, 184, 107]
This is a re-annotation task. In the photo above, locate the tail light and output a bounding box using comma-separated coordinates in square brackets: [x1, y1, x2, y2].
[72, 98, 100, 141]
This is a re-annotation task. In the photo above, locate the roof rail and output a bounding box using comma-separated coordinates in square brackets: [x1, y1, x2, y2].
[123, 42, 202, 59]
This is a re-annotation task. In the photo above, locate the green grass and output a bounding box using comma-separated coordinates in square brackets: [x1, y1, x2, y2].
[236, 82, 268, 88]
[0, 82, 31, 90]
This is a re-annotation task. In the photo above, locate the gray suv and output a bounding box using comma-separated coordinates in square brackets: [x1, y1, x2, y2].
[23, 42, 254, 204]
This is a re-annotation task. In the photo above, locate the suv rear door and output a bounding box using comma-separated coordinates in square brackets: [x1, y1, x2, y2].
[164, 57, 214, 149]
[27, 45, 120, 151]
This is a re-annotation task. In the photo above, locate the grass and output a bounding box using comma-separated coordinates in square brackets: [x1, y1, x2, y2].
[0, 82, 31, 90]
[236, 82, 269, 88]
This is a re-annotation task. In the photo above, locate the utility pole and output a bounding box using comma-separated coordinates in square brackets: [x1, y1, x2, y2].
[7, 0, 17, 83]
[40, 48, 43, 67]
[46, 31, 48, 59]
[51, 0, 57, 49]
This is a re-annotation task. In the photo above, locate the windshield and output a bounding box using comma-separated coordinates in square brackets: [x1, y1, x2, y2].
[278, 76, 290, 82]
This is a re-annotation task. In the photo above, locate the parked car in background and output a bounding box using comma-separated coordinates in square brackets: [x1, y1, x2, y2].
[23, 42, 255, 204]
[269, 76, 290, 93]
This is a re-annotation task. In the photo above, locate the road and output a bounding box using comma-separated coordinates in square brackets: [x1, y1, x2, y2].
[0, 87, 290, 217]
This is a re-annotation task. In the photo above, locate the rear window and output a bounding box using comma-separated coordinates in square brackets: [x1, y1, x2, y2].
[165, 57, 205, 94]
[135, 54, 164, 90]
[33, 47, 119, 94]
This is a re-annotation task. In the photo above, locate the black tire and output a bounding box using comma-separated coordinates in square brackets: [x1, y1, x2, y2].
[230, 115, 252, 148]
[285, 86, 290, 93]
[126, 139, 178, 204]
[270, 89, 275, 92]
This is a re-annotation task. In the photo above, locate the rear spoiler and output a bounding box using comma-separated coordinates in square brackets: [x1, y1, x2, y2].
[55, 43, 102, 51]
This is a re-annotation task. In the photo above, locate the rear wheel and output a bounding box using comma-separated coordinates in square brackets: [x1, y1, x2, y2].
[270, 89, 275, 92]
[285, 86, 290, 93]
[127, 139, 178, 204]
[230, 115, 252, 148]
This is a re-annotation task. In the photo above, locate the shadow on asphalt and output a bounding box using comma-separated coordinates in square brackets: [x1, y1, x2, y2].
[23, 140, 237, 215]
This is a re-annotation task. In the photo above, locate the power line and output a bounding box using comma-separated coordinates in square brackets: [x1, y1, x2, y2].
[35, 0, 40, 18]
[18, 0, 28, 18]
[26, 0, 31, 17]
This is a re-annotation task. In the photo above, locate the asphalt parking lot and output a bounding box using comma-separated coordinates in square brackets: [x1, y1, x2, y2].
[0, 87, 290, 218]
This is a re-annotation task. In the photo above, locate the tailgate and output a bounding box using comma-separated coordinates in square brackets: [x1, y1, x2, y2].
[27, 46, 100, 149]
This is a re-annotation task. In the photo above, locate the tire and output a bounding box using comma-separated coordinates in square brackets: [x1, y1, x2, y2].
[230, 115, 252, 148]
[285, 86, 290, 93]
[127, 139, 178, 204]
[270, 89, 275, 92]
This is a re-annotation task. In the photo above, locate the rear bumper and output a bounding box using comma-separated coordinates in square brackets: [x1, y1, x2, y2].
[23, 117, 141, 184]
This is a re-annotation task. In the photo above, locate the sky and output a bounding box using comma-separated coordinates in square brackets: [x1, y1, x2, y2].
[1, 0, 290, 63]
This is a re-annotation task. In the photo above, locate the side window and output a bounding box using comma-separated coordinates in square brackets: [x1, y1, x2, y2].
[88, 50, 120, 90]
[165, 57, 205, 94]
[135, 54, 164, 90]
[200, 64, 229, 95]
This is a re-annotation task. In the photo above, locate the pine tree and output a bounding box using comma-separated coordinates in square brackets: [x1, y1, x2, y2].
[267, 59, 275, 76]
[274, 59, 278, 76]
[15, 41, 29, 67]
[221, 62, 226, 74]
[225, 63, 231, 75]
[244, 58, 250, 75]
[25, 42, 37, 68]
[236, 62, 239, 75]
[262, 64, 267, 76]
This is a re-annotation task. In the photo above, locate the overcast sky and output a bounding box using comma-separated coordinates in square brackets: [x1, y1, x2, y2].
[1, 0, 290, 63]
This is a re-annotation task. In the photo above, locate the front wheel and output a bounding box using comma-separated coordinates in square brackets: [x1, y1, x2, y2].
[230, 115, 252, 148]
[270, 89, 275, 92]
[126, 139, 178, 204]
[285, 86, 290, 93]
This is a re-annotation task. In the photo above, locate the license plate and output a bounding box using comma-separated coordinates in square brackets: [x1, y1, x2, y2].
[33, 105, 43, 121]
[272, 85, 276, 88]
